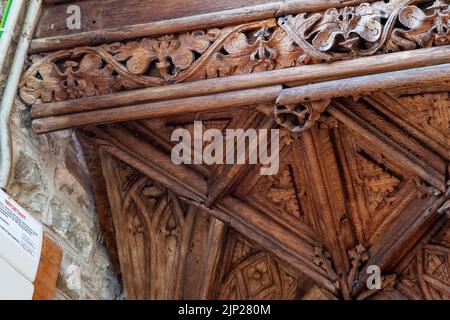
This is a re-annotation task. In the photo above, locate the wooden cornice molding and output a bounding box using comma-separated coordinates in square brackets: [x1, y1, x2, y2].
[28, 63, 450, 134]
[31, 86, 283, 133]
[28, 46, 450, 119]
[32, 0, 380, 53]
[20, 0, 449, 108]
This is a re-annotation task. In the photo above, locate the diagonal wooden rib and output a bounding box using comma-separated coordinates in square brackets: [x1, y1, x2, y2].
[81, 124, 337, 294]
[353, 189, 450, 296]
[297, 127, 354, 299]
[205, 116, 275, 207]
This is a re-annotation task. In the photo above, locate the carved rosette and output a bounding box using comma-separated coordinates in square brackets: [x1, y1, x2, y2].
[272, 99, 331, 133]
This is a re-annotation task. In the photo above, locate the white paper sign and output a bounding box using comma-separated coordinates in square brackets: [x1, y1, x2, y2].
[0, 189, 43, 282]
[0, 257, 34, 300]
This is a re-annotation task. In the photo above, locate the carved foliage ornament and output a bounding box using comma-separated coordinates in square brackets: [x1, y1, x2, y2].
[314, 244, 397, 299]
[20, 20, 300, 104]
[279, 0, 450, 60]
[19, 0, 450, 104]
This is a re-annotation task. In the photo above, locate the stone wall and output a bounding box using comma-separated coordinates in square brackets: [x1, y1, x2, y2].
[5, 98, 122, 299]
[1, 1, 120, 300]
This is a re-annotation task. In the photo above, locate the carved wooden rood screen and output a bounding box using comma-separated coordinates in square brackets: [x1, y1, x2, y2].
[20, 0, 450, 299]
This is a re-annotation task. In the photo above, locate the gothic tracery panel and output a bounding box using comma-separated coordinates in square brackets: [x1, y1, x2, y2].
[216, 232, 318, 300]
[397, 219, 450, 300]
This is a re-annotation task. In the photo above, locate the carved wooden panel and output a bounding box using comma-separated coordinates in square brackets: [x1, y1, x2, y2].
[67, 80, 449, 301]
[19, 0, 450, 104]
[100, 151, 225, 299]
[397, 219, 450, 300]
[233, 130, 320, 238]
[214, 231, 330, 300]
[333, 118, 436, 246]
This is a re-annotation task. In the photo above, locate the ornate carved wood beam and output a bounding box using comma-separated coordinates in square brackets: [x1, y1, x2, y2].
[21, 0, 450, 110]
[79, 124, 337, 294]
[31, 0, 379, 53]
[29, 46, 450, 119]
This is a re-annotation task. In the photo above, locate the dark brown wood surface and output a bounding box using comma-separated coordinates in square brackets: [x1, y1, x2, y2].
[36, 0, 275, 38]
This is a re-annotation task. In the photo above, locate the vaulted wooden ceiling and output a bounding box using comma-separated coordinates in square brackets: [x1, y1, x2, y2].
[19, 0, 450, 299]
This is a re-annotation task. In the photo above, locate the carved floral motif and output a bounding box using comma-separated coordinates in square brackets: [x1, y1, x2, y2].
[280, 0, 450, 60]
[390, 0, 450, 49]
[356, 154, 401, 213]
[267, 167, 301, 218]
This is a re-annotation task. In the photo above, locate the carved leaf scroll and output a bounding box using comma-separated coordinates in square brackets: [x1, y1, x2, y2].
[279, 0, 450, 61]
[20, 20, 300, 104]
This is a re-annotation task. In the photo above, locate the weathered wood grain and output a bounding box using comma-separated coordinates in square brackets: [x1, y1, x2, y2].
[277, 64, 450, 105]
[32, 86, 282, 133]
